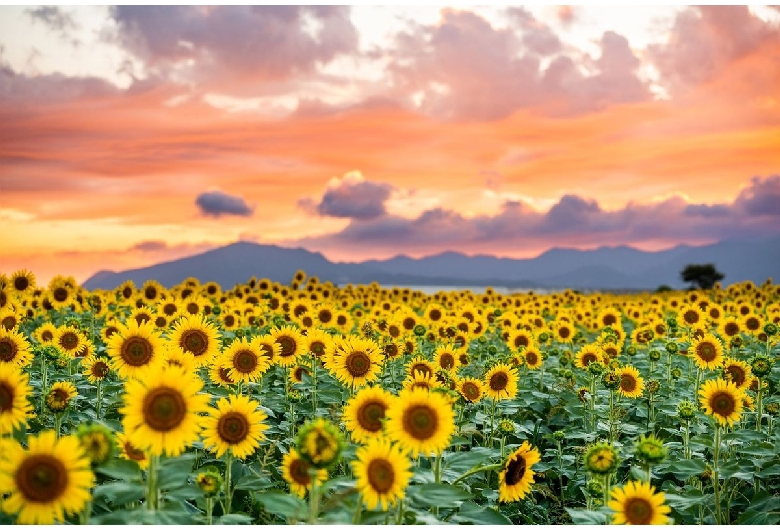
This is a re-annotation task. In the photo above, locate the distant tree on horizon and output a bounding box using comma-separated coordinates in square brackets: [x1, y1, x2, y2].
[680, 263, 724, 290]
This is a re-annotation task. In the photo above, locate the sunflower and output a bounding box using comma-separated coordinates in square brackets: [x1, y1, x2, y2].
[699, 378, 745, 427]
[209, 363, 237, 388]
[270, 325, 305, 368]
[330, 336, 383, 389]
[0, 363, 33, 433]
[201, 394, 268, 459]
[574, 344, 605, 370]
[718, 317, 742, 340]
[53, 326, 88, 359]
[343, 386, 396, 443]
[352, 437, 413, 511]
[0, 307, 21, 331]
[304, 328, 335, 361]
[405, 357, 437, 380]
[120, 365, 210, 457]
[0, 326, 33, 367]
[129, 306, 155, 327]
[523, 347, 543, 370]
[721, 358, 754, 390]
[384, 388, 455, 457]
[45, 381, 78, 413]
[608, 480, 671, 525]
[402, 369, 443, 393]
[597, 308, 622, 329]
[507, 329, 535, 351]
[106, 320, 165, 379]
[220, 337, 272, 384]
[690, 333, 724, 370]
[161, 346, 196, 374]
[584, 441, 619, 475]
[295, 418, 344, 468]
[433, 345, 459, 372]
[0, 431, 93, 524]
[116, 431, 149, 470]
[141, 280, 165, 304]
[483, 363, 519, 401]
[458, 377, 486, 404]
[282, 448, 328, 498]
[169, 314, 221, 367]
[498, 441, 541, 503]
[8, 269, 35, 296]
[616, 365, 644, 399]
[553, 322, 575, 344]
[33, 322, 58, 345]
[677, 304, 705, 328]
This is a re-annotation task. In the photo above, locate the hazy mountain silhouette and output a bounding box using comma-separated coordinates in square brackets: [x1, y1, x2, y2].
[83, 237, 780, 291]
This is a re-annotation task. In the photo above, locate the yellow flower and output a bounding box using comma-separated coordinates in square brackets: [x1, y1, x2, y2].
[106, 320, 165, 379]
[221, 337, 272, 384]
[330, 336, 383, 389]
[169, 314, 221, 367]
[699, 378, 745, 427]
[616, 365, 644, 399]
[690, 333, 724, 370]
[483, 363, 519, 401]
[343, 386, 397, 443]
[384, 388, 455, 458]
[45, 381, 77, 413]
[0, 431, 94, 524]
[0, 362, 33, 433]
[499, 441, 541, 503]
[608, 480, 671, 525]
[0, 326, 33, 367]
[201, 394, 268, 459]
[270, 325, 305, 368]
[352, 437, 413, 511]
[282, 448, 327, 498]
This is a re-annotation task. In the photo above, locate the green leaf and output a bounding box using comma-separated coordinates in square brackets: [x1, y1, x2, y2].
[407, 483, 473, 508]
[565, 508, 608, 525]
[735, 510, 780, 525]
[659, 459, 706, 480]
[452, 501, 513, 525]
[234, 473, 272, 490]
[217, 514, 255, 524]
[93, 481, 146, 505]
[95, 458, 142, 482]
[255, 491, 307, 521]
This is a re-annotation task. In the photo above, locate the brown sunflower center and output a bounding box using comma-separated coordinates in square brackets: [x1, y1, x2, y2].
[603, 314, 617, 326]
[180, 329, 208, 356]
[277, 336, 297, 357]
[163, 303, 177, 316]
[224, 315, 235, 327]
[410, 363, 431, 378]
[504, 454, 527, 486]
[259, 343, 275, 360]
[289, 458, 310, 485]
[439, 353, 455, 370]
[683, 310, 699, 325]
[582, 353, 597, 366]
[336, 315, 348, 326]
[514, 336, 529, 348]
[388, 325, 401, 338]
[620, 374, 637, 392]
[709, 391, 736, 417]
[346, 351, 371, 377]
[429, 309, 442, 321]
[462, 381, 481, 401]
[0, 338, 17, 362]
[384, 344, 399, 358]
[219, 368, 234, 384]
[154, 316, 167, 328]
[142, 387, 187, 432]
[123, 441, 146, 461]
[402, 404, 438, 441]
[745, 317, 760, 331]
[0, 381, 13, 412]
[15, 454, 68, 503]
[724, 322, 739, 336]
[367, 458, 395, 493]
[14, 276, 29, 291]
[357, 400, 386, 432]
[526, 352, 538, 366]
[121, 337, 154, 366]
[489, 372, 509, 391]
[725, 365, 746, 387]
[52, 287, 69, 302]
[186, 303, 199, 315]
[318, 309, 332, 324]
[624, 497, 653, 525]
[310, 341, 325, 357]
[144, 286, 157, 299]
[402, 317, 415, 330]
[91, 361, 110, 379]
[217, 411, 249, 444]
[59, 331, 79, 351]
[234, 349, 258, 373]
[558, 327, 571, 339]
[695, 342, 717, 362]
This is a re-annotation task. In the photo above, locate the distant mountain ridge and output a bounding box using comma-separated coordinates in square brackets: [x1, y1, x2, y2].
[83, 237, 780, 291]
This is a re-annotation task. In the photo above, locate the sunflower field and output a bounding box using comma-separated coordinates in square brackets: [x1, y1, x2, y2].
[1, 269, 779, 525]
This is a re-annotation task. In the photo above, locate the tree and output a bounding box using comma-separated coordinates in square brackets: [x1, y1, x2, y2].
[680, 263, 724, 290]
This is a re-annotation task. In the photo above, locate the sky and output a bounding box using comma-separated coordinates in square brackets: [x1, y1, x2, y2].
[1, 4, 779, 285]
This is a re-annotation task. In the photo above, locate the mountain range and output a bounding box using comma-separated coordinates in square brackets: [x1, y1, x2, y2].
[83, 237, 780, 292]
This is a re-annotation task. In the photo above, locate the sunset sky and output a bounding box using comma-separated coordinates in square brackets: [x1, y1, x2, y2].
[1, 5, 779, 285]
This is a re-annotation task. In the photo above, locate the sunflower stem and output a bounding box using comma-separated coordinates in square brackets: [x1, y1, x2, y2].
[602, 473, 611, 507]
[147, 454, 159, 511]
[80, 500, 92, 525]
[352, 494, 363, 524]
[538, 362, 545, 392]
[40, 355, 48, 412]
[308, 474, 320, 524]
[713, 424, 722, 524]
[311, 354, 318, 416]
[755, 377, 763, 433]
[556, 440, 565, 503]
[54, 413, 62, 440]
[451, 463, 503, 486]
[206, 497, 214, 525]
[488, 398, 498, 448]
[97, 379, 103, 421]
[224, 451, 233, 514]
[395, 499, 405, 524]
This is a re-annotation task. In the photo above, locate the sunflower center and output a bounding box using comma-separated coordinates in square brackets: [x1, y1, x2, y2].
[217, 411, 249, 444]
[402, 404, 438, 441]
[384, 344, 399, 358]
[526, 352, 538, 365]
[724, 322, 739, 336]
[410, 363, 431, 378]
[219, 368, 234, 383]
[289, 458, 310, 485]
[696, 342, 717, 362]
[234, 349, 258, 373]
[624, 497, 653, 525]
[745, 317, 760, 331]
[51, 287, 69, 302]
[15, 455, 68, 503]
[180, 330, 208, 356]
[346, 351, 371, 377]
[402, 317, 415, 330]
[143, 387, 187, 432]
[121, 337, 154, 366]
[60, 331, 78, 351]
[603, 314, 617, 326]
[123, 441, 146, 461]
[489, 372, 509, 391]
[277, 336, 297, 357]
[91, 361, 110, 378]
[224, 315, 235, 327]
[367, 458, 396, 494]
[144, 286, 157, 299]
[439, 353, 455, 370]
[429, 309, 442, 321]
[310, 341, 325, 357]
[318, 310, 332, 324]
[0, 338, 17, 362]
[710, 391, 736, 417]
[515, 336, 529, 348]
[462, 382, 481, 401]
[725, 366, 745, 387]
[683, 310, 699, 324]
[582, 353, 598, 366]
[259, 343, 275, 360]
[620, 374, 637, 392]
[186, 303, 199, 315]
[504, 455, 527, 486]
[558, 327, 571, 339]
[357, 400, 386, 432]
[14, 276, 29, 291]
[163, 303, 177, 316]
[0, 381, 13, 412]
